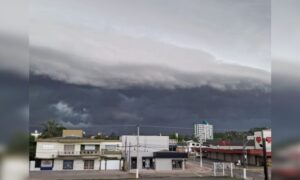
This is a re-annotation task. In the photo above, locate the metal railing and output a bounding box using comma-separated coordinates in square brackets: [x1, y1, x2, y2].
[101, 149, 122, 155]
[57, 150, 100, 156]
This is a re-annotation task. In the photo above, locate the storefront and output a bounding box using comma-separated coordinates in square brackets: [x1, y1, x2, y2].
[153, 152, 188, 171]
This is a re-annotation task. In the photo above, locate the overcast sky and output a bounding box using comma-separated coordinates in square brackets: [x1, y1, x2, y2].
[28, 0, 271, 133]
[30, 0, 270, 90]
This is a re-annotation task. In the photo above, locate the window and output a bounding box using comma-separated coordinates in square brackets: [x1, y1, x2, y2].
[84, 145, 96, 150]
[142, 157, 154, 169]
[172, 160, 183, 170]
[41, 160, 53, 168]
[63, 160, 74, 170]
[105, 144, 118, 150]
[84, 160, 94, 169]
[131, 158, 137, 169]
[42, 144, 54, 150]
[64, 145, 75, 154]
[35, 159, 41, 168]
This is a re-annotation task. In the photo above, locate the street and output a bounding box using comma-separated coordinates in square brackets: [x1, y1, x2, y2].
[29, 158, 269, 180]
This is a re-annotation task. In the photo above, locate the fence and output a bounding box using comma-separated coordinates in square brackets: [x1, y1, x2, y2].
[213, 162, 234, 177]
[213, 162, 249, 179]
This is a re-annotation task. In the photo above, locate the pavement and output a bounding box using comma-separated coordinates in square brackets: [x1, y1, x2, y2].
[188, 158, 268, 180]
[29, 158, 268, 180]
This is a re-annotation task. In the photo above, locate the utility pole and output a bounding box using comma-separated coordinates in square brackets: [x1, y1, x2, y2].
[198, 136, 203, 168]
[129, 142, 131, 170]
[242, 135, 248, 179]
[136, 125, 140, 179]
[124, 138, 127, 170]
[261, 131, 269, 180]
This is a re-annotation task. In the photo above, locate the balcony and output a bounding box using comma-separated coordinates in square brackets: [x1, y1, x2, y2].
[80, 150, 100, 155]
[57, 150, 100, 156]
[101, 149, 122, 155]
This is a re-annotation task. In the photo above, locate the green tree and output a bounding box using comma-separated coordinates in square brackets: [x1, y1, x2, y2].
[29, 135, 36, 160]
[248, 127, 268, 134]
[40, 120, 66, 138]
[107, 132, 119, 140]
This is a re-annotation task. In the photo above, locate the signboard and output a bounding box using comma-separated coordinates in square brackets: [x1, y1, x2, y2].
[254, 130, 271, 152]
[41, 160, 53, 170]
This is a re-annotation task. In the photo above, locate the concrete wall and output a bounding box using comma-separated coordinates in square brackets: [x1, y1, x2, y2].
[36, 140, 122, 159]
[121, 135, 169, 170]
[53, 160, 63, 170]
[121, 135, 169, 157]
[30, 161, 40, 171]
[74, 160, 84, 170]
[224, 154, 232, 162]
[248, 155, 256, 166]
[155, 159, 172, 171]
[211, 152, 217, 159]
[36, 142, 62, 158]
[206, 152, 264, 166]
[217, 153, 225, 161]
[52, 159, 101, 170]
[232, 154, 242, 163]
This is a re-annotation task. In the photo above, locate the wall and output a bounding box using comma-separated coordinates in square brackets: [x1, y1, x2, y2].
[94, 159, 100, 170]
[121, 135, 169, 170]
[248, 155, 256, 166]
[121, 135, 169, 157]
[52, 159, 101, 170]
[73, 160, 84, 170]
[53, 160, 63, 170]
[217, 153, 225, 161]
[224, 154, 232, 162]
[30, 161, 40, 171]
[36, 142, 62, 159]
[36, 140, 122, 158]
[155, 159, 172, 171]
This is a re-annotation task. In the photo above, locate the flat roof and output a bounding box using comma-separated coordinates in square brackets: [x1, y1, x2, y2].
[37, 137, 121, 143]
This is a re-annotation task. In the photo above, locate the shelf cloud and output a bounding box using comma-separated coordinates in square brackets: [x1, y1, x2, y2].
[30, 0, 270, 90]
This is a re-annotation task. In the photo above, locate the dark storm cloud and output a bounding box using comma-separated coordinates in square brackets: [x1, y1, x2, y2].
[30, 74, 270, 135]
[29, 0, 271, 136]
[30, 46, 270, 91]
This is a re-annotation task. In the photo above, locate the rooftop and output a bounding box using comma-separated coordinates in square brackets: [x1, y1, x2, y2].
[37, 137, 121, 143]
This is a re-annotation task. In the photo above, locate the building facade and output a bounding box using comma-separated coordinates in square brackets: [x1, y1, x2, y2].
[193, 130, 272, 166]
[33, 130, 123, 171]
[194, 121, 213, 141]
[120, 135, 187, 171]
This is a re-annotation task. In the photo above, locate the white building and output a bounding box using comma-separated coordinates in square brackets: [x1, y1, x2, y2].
[194, 121, 213, 141]
[254, 129, 271, 152]
[120, 135, 187, 171]
[185, 140, 200, 152]
[195, 129, 272, 166]
[32, 130, 123, 171]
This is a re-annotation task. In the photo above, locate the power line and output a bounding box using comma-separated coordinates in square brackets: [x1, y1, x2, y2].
[30, 124, 251, 132]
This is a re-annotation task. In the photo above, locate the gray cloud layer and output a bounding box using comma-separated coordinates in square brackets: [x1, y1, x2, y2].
[30, 75, 270, 134]
[30, 0, 270, 90]
[31, 46, 270, 90]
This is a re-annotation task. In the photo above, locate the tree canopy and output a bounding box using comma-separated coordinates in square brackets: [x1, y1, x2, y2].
[40, 119, 66, 138]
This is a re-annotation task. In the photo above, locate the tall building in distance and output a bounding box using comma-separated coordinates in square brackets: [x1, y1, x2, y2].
[194, 121, 213, 141]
